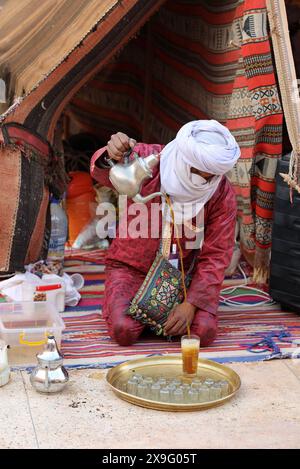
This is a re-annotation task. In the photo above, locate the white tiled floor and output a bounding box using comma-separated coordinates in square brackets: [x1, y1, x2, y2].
[0, 360, 300, 449]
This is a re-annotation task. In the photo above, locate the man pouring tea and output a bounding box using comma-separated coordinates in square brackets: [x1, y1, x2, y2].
[91, 120, 240, 346]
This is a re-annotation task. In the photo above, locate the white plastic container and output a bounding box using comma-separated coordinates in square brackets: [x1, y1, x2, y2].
[21, 282, 66, 312]
[0, 301, 65, 349]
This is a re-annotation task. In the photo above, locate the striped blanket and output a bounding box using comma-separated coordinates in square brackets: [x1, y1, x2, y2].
[65, 0, 283, 283]
[61, 251, 300, 368]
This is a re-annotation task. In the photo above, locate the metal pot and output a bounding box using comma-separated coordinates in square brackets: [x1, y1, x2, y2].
[30, 335, 69, 393]
[107, 151, 163, 203]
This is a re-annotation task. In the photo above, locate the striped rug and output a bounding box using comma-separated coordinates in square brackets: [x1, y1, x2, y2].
[61, 251, 300, 368]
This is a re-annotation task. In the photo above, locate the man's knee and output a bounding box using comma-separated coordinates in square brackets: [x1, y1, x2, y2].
[197, 325, 217, 347]
[191, 311, 218, 347]
[108, 317, 141, 346]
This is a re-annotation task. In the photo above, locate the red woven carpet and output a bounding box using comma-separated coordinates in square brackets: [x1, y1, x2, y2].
[61, 251, 300, 368]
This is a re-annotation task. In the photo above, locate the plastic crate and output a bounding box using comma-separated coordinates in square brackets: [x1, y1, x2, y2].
[0, 301, 65, 348]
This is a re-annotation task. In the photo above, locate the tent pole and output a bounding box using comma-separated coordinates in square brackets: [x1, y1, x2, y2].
[267, 0, 300, 194]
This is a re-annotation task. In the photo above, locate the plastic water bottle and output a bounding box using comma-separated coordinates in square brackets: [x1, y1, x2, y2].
[47, 197, 68, 262]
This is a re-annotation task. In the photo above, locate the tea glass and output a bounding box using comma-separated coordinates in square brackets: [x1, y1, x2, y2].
[181, 334, 200, 378]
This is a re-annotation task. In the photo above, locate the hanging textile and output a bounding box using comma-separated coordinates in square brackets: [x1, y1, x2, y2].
[66, 0, 283, 283]
[267, 0, 300, 193]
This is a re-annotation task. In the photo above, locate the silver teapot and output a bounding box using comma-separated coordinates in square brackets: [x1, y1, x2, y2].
[30, 335, 69, 393]
[107, 151, 163, 203]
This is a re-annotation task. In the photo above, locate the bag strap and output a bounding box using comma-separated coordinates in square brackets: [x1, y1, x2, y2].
[159, 193, 172, 258]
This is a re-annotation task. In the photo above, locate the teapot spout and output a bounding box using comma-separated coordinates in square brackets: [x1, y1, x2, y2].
[133, 192, 164, 204]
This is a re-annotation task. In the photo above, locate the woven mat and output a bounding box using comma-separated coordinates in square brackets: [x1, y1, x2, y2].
[59, 251, 300, 369]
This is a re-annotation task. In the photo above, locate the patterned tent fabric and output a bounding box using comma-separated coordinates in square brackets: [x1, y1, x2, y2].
[65, 0, 283, 282]
[0, 0, 119, 104]
[0, 125, 50, 276]
[0, 0, 165, 275]
[0, 0, 165, 141]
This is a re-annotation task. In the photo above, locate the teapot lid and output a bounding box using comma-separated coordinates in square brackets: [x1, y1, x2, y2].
[36, 335, 63, 367]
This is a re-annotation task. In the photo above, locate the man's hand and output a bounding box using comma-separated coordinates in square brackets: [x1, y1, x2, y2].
[107, 132, 136, 161]
[164, 302, 196, 336]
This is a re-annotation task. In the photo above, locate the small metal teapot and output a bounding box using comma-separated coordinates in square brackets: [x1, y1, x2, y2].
[30, 335, 69, 393]
[107, 151, 163, 203]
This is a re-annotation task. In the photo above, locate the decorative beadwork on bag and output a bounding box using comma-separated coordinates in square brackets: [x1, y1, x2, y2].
[126, 252, 193, 336]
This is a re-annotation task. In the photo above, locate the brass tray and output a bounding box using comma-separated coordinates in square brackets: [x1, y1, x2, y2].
[106, 355, 241, 411]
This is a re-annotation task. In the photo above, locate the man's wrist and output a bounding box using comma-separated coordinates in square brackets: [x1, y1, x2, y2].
[184, 301, 197, 313]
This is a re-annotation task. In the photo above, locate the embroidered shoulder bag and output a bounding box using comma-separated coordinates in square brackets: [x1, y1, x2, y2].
[126, 196, 195, 335]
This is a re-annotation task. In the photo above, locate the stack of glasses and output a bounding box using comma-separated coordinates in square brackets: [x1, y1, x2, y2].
[122, 374, 230, 403]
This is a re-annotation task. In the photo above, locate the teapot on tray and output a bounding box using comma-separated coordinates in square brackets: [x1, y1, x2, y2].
[30, 335, 69, 393]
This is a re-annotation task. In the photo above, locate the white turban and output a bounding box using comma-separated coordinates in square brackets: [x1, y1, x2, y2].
[160, 120, 240, 223]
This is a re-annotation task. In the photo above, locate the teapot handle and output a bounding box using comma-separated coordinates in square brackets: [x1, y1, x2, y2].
[105, 156, 115, 168]
[106, 149, 132, 167]
[123, 150, 131, 164]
